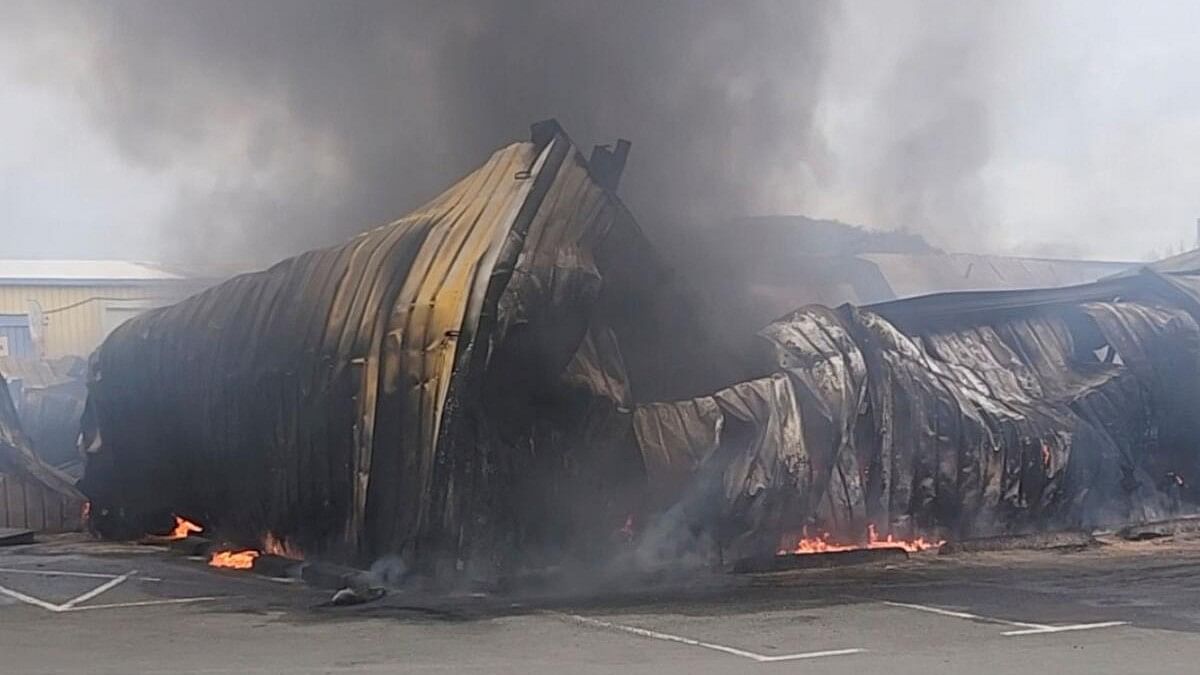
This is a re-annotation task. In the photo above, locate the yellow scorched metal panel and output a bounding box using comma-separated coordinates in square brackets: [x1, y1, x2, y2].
[367, 140, 546, 547]
[367, 130, 633, 554]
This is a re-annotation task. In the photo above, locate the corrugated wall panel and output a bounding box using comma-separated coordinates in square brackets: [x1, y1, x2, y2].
[0, 370, 83, 532]
[80, 121, 722, 570]
[0, 284, 192, 358]
[0, 473, 81, 532]
[365, 139, 551, 555]
[82, 137, 550, 559]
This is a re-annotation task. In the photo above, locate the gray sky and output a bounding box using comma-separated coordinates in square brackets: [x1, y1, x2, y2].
[1, 1, 1198, 266]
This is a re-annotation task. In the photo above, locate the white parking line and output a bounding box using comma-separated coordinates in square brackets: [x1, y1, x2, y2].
[552, 612, 866, 663]
[0, 568, 227, 613]
[61, 596, 226, 612]
[0, 583, 64, 612]
[58, 570, 133, 610]
[0, 567, 162, 582]
[1002, 622, 1129, 636]
[883, 601, 1128, 637]
[882, 601, 1044, 629]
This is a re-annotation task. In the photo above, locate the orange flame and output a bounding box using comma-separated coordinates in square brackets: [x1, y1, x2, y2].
[168, 516, 204, 540]
[205, 532, 301, 572]
[262, 532, 303, 560]
[209, 550, 260, 570]
[779, 523, 944, 555]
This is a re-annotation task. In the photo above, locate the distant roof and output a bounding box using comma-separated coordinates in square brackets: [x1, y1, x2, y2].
[1145, 248, 1200, 275]
[858, 252, 1135, 300]
[0, 259, 186, 283]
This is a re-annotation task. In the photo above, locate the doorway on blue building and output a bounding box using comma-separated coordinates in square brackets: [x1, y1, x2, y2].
[0, 315, 34, 359]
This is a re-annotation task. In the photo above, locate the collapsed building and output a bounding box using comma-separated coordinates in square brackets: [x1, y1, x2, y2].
[1, 369, 84, 534]
[80, 121, 742, 575]
[79, 121, 1200, 577]
[639, 262, 1200, 557]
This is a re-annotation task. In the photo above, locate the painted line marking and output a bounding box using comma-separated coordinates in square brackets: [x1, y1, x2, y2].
[0, 567, 161, 582]
[0, 582, 67, 612]
[0, 569, 137, 612]
[883, 601, 1044, 629]
[883, 601, 1128, 637]
[1002, 622, 1129, 636]
[552, 612, 865, 663]
[60, 596, 226, 612]
[58, 570, 133, 610]
[0, 568, 225, 613]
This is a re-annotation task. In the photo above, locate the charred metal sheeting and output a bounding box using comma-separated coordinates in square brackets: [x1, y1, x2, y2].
[635, 265, 1200, 557]
[1, 355, 88, 471]
[81, 121, 736, 571]
[0, 370, 84, 533]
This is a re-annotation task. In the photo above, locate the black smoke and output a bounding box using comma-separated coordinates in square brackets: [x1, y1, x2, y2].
[7, 0, 838, 265]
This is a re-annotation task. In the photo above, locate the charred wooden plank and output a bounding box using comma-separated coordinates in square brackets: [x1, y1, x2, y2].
[733, 547, 909, 574]
[250, 553, 303, 579]
[0, 527, 34, 546]
[939, 531, 1095, 554]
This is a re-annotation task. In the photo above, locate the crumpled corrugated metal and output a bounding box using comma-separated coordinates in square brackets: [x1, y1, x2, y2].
[78, 121, 738, 574]
[0, 370, 83, 531]
[636, 269, 1200, 555]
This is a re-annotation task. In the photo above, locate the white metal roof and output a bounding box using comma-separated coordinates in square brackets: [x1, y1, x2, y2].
[0, 259, 185, 282]
[859, 252, 1134, 299]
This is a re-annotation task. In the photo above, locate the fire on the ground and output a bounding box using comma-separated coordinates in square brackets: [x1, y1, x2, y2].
[74, 120, 1200, 579]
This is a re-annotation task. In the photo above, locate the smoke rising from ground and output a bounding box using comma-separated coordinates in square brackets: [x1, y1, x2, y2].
[3, 1, 1199, 264]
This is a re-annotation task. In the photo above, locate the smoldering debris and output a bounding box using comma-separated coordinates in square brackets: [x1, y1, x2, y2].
[79, 121, 739, 582]
[77, 120, 1200, 589]
[637, 263, 1200, 560]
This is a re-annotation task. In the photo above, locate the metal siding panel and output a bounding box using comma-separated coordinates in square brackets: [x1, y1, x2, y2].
[83, 127, 655, 565]
[0, 284, 190, 357]
[0, 322, 34, 358]
[370, 142, 542, 554]
[0, 369, 84, 532]
[8, 478, 25, 530]
[45, 489, 62, 532]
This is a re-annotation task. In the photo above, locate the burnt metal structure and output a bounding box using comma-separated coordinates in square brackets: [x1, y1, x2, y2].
[82, 120, 1200, 574]
[0, 370, 83, 532]
[80, 121, 740, 573]
[635, 260, 1200, 558]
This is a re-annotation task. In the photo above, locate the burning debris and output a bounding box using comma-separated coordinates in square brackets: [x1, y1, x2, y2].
[209, 550, 259, 570]
[79, 121, 731, 579]
[263, 533, 303, 560]
[779, 524, 943, 556]
[168, 516, 203, 541]
[75, 121, 1200, 584]
[635, 257, 1200, 561]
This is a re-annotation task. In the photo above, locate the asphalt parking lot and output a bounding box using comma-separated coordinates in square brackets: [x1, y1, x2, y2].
[4, 534, 1200, 674]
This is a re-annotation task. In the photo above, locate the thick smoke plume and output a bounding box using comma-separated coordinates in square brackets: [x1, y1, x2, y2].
[11, 3, 1200, 264]
[862, 4, 1005, 250]
[4, 0, 843, 265]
